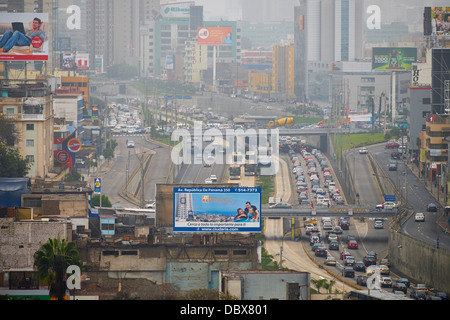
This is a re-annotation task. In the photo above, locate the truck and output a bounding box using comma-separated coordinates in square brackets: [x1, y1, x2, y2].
[244, 163, 258, 176]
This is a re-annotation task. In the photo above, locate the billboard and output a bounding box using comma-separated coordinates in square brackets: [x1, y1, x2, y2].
[197, 27, 233, 46]
[424, 7, 450, 36]
[160, 1, 194, 20]
[0, 13, 49, 61]
[173, 187, 261, 232]
[372, 48, 417, 71]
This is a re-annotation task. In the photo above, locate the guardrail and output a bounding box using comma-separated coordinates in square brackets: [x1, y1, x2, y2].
[263, 206, 398, 218]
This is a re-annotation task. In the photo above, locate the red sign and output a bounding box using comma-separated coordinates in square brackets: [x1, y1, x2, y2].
[31, 36, 43, 48]
[67, 138, 82, 153]
[56, 150, 70, 164]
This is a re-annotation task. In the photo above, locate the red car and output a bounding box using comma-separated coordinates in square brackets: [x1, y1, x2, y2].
[348, 240, 358, 249]
[340, 251, 352, 260]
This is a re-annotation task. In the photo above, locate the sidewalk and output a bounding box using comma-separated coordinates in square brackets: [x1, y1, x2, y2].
[405, 160, 449, 232]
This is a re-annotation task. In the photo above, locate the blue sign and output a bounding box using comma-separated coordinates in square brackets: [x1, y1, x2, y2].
[173, 187, 262, 233]
[94, 178, 101, 194]
[385, 195, 396, 202]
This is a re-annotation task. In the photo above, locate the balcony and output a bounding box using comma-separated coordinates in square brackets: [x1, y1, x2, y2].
[22, 113, 45, 121]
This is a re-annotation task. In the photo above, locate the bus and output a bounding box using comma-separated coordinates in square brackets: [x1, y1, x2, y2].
[229, 166, 241, 180]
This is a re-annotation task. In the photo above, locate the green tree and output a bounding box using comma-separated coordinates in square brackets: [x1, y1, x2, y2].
[33, 238, 82, 300]
[311, 278, 328, 294]
[102, 147, 114, 161]
[91, 194, 112, 207]
[0, 142, 30, 177]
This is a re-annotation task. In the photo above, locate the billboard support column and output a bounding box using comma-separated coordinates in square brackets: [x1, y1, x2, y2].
[213, 46, 217, 92]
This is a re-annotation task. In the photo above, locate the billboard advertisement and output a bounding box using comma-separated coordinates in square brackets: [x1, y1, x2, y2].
[173, 187, 261, 232]
[424, 7, 450, 36]
[0, 13, 49, 61]
[197, 27, 233, 46]
[372, 47, 417, 71]
[160, 1, 194, 20]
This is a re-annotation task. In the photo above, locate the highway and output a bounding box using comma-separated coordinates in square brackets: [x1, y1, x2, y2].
[369, 144, 450, 250]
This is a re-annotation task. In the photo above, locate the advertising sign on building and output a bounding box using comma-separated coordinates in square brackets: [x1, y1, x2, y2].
[173, 187, 261, 233]
[0, 13, 49, 61]
[197, 27, 233, 46]
[160, 1, 194, 20]
[75, 53, 89, 70]
[372, 47, 417, 71]
[424, 7, 450, 36]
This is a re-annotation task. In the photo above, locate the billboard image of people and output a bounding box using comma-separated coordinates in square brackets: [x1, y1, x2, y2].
[173, 187, 261, 232]
[428, 7, 450, 36]
[0, 13, 48, 61]
[372, 47, 417, 71]
[197, 27, 233, 46]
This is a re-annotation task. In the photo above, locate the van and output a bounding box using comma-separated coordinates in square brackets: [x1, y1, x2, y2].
[343, 267, 355, 278]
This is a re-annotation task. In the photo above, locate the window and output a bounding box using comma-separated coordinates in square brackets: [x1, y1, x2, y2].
[26, 139, 34, 147]
[6, 107, 14, 114]
[26, 124, 34, 130]
[26, 155, 34, 163]
[423, 98, 431, 105]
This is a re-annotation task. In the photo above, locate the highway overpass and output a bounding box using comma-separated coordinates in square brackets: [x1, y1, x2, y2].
[262, 206, 399, 218]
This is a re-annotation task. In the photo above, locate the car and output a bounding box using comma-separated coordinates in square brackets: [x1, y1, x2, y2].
[410, 290, 427, 300]
[396, 278, 410, 288]
[353, 262, 366, 272]
[145, 201, 156, 209]
[344, 256, 355, 266]
[376, 202, 397, 210]
[378, 265, 390, 275]
[374, 220, 383, 229]
[328, 240, 339, 251]
[414, 212, 425, 222]
[359, 148, 368, 154]
[380, 277, 393, 288]
[427, 203, 437, 212]
[324, 256, 337, 265]
[126, 140, 135, 148]
[210, 174, 217, 182]
[380, 258, 391, 267]
[413, 284, 428, 294]
[363, 256, 377, 267]
[310, 235, 320, 246]
[386, 141, 400, 149]
[315, 247, 328, 257]
[204, 178, 212, 184]
[429, 292, 449, 300]
[332, 226, 343, 234]
[269, 202, 292, 209]
[356, 275, 368, 286]
[327, 234, 338, 243]
[388, 162, 397, 171]
[343, 267, 355, 278]
[348, 240, 358, 249]
[340, 251, 352, 260]
[393, 282, 408, 294]
[323, 222, 333, 230]
[311, 243, 323, 252]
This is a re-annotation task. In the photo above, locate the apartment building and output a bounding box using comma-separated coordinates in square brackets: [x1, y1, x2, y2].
[0, 79, 54, 179]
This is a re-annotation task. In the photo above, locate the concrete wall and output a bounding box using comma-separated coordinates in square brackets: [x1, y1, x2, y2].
[0, 218, 69, 271]
[389, 228, 450, 292]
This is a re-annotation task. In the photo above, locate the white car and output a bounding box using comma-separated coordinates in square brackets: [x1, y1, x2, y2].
[414, 212, 425, 222]
[376, 202, 397, 210]
[359, 148, 368, 154]
[210, 174, 217, 182]
[204, 178, 212, 184]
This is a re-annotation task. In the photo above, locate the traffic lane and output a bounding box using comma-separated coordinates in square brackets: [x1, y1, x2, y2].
[370, 144, 450, 249]
[349, 150, 384, 205]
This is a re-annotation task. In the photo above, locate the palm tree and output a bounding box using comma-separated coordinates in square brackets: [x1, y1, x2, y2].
[311, 278, 328, 294]
[33, 238, 82, 300]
